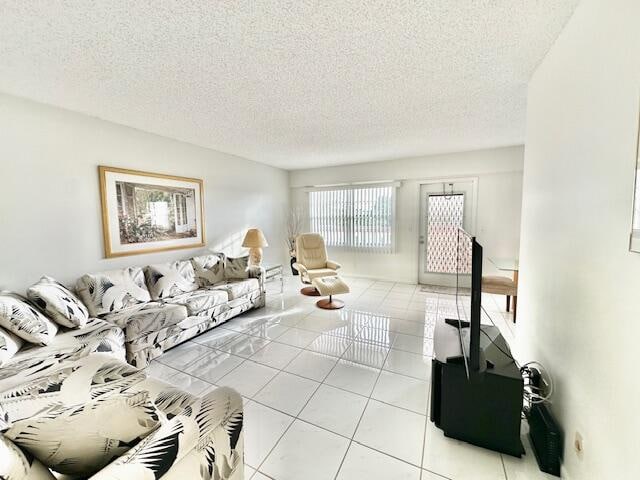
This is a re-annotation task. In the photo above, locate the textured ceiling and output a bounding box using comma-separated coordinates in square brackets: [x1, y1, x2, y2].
[0, 1, 579, 169]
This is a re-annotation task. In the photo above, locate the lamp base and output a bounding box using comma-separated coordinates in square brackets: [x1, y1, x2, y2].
[248, 247, 263, 266]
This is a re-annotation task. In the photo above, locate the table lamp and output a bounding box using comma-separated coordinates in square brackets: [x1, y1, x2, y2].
[242, 228, 268, 266]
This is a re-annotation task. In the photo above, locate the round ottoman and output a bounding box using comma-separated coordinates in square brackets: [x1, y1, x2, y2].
[311, 276, 350, 310]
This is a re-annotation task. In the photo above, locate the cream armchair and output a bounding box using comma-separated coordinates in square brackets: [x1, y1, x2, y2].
[293, 233, 341, 295]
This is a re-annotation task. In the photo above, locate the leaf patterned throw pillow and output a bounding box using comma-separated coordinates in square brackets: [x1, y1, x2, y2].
[27, 276, 89, 329]
[0, 292, 58, 345]
[5, 391, 160, 476]
[191, 253, 225, 286]
[144, 260, 198, 300]
[225, 255, 250, 280]
[76, 267, 152, 317]
[0, 327, 23, 367]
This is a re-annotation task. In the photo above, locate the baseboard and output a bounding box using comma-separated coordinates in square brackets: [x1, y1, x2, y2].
[338, 272, 418, 284]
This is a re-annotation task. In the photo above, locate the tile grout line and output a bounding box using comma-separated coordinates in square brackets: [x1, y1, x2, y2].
[153, 281, 504, 480]
[250, 314, 376, 478]
[500, 453, 509, 480]
[419, 293, 435, 480]
[214, 362, 430, 419]
[154, 296, 434, 412]
[331, 335, 395, 480]
[164, 316, 432, 387]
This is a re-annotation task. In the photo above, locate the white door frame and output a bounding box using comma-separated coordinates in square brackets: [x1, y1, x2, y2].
[416, 176, 478, 285]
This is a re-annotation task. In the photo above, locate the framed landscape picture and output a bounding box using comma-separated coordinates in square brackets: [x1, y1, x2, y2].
[99, 166, 205, 258]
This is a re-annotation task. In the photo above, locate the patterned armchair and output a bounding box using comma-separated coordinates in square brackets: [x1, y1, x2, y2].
[0, 354, 244, 480]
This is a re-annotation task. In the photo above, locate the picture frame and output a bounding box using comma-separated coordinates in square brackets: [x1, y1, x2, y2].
[99, 166, 205, 258]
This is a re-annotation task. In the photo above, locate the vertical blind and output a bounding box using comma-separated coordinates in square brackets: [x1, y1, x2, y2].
[308, 185, 394, 252]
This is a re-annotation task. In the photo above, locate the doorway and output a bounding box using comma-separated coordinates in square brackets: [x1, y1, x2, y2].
[418, 179, 476, 286]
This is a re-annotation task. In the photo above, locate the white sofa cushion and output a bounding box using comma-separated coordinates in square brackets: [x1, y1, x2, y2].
[144, 260, 199, 300]
[27, 275, 89, 328]
[101, 302, 188, 341]
[166, 289, 229, 316]
[0, 292, 58, 345]
[191, 253, 225, 286]
[5, 391, 160, 476]
[76, 267, 151, 317]
[210, 278, 260, 300]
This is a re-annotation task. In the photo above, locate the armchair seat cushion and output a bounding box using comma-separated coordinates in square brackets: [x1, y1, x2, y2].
[306, 268, 340, 281]
[209, 278, 260, 300]
[102, 302, 188, 341]
[166, 289, 229, 316]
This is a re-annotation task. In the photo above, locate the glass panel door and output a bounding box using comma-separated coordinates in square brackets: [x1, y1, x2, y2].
[425, 193, 465, 274]
[418, 181, 475, 286]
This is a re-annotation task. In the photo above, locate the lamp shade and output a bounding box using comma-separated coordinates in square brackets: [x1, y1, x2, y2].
[242, 228, 268, 248]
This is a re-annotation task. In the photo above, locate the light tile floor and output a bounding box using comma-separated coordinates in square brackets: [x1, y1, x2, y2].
[147, 275, 555, 480]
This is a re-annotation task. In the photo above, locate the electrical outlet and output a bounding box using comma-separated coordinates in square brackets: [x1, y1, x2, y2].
[574, 432, 584, 458]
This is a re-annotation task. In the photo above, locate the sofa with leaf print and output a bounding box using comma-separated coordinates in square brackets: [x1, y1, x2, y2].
[0, 353, 245, 480]
[75, 252, 265, 367]
[0, 253, 255, 479]
[0, 252, 264, 374]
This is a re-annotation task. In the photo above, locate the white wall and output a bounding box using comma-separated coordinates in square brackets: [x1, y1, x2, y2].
[290, 146, 524, 283]
[0, 94, 289, 292]
[519, 1, 640, 478]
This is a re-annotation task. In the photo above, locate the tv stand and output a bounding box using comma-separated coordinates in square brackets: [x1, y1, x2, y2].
[445, 318, 470, 328]
[430, 318, 525, 457]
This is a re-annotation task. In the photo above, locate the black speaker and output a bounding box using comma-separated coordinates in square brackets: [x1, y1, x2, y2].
[528, 403, 563, 477]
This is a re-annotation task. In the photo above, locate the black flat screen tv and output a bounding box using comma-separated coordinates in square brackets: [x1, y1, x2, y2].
[445, 228, 483, 376]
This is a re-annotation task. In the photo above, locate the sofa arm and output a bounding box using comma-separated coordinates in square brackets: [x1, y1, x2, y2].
[90, 387, 244, 480]
[326, 260, 342, 270]
[247, 265, 265, 291]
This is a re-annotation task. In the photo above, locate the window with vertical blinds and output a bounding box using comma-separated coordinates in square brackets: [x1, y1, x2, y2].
[308, 185, 394, 252]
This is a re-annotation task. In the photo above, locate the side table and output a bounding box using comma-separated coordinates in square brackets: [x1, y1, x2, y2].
[264, 264, 284, 293]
